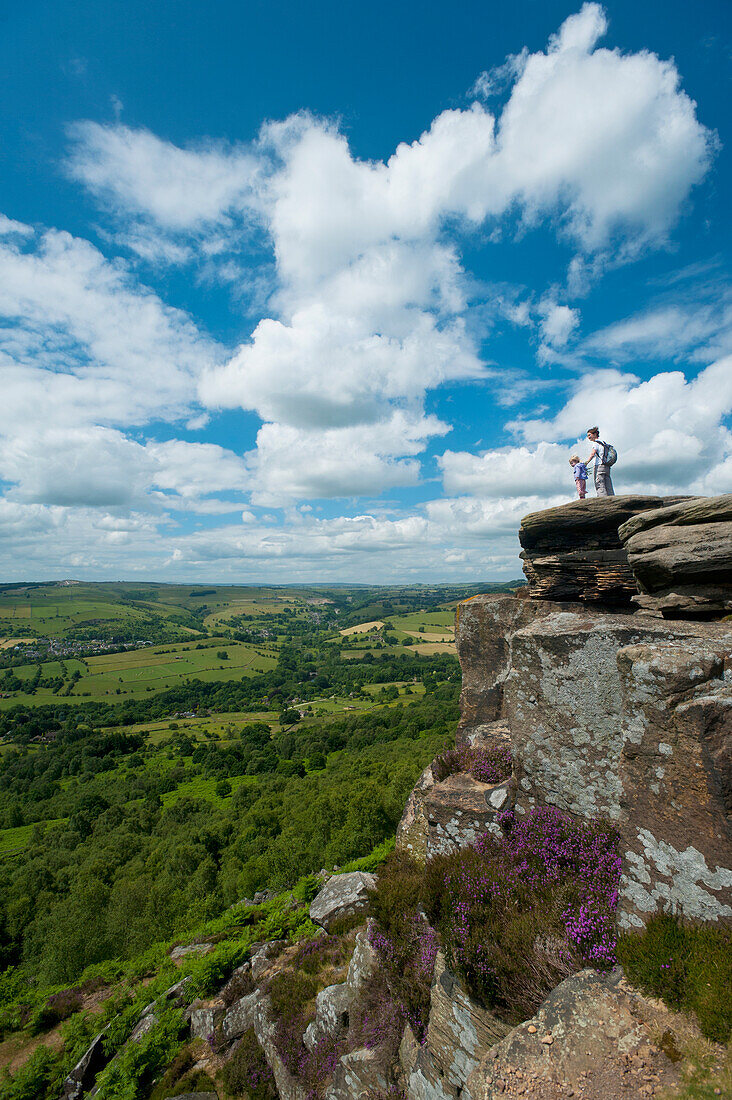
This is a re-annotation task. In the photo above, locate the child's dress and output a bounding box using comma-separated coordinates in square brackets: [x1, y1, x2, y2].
[574, 462, 588, 499]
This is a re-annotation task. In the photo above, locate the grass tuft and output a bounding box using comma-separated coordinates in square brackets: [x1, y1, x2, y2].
[618, 912, 732, 1044]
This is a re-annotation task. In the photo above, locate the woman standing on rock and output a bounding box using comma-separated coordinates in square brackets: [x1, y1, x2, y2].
[586, 426, 615, 497]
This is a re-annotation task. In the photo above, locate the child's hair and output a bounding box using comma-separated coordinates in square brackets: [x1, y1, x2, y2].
[569, 455, 580, 464]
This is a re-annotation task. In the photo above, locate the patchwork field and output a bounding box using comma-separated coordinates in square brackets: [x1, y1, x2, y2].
[339, 619, 385, 636]
[0, 638, 278, 708]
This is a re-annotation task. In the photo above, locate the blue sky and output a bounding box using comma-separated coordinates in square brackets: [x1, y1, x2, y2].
[0, 0, 730, 582]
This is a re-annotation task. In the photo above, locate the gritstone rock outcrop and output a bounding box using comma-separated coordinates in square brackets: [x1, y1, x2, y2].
[518, 495, 690, 605]
[450, 495, 732, 930]
[618, 493, 732, 618]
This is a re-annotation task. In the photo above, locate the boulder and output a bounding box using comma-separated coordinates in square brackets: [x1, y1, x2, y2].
[425, 773, 514, 858]
[619, 494, 732, 618]
[189, 999, 225, 1041]
[518, 496, 689, 605]
[405, 951, 510, 1100]
[466, 969, 684, 1100]
[309, 872, 377, 930]
[303, 983, 351, 1051]
[222, 989, 262, 1042]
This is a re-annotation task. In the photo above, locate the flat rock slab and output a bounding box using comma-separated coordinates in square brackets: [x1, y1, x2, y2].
[170, 942, 214, 963]
[467, 969, 684, 1100]
[222, 989, 261, 1042]
[61, 1029, 109, 1100]
[426, 773, 513, 857]
[309, 871, 377, 930]
[520, 496, 691, 552]
[189, 1000, 225, 1041]
[254, 995, 309, 1100]
[325, 1047, 393, 1099]
[406, 950, 510, 1099]
[164, 1094, 218, 1100]
[518, 496, 691, 605]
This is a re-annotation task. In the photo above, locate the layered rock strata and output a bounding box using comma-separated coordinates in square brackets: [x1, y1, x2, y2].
[518, 495, 689, 605]
[619, 493, 732, 618]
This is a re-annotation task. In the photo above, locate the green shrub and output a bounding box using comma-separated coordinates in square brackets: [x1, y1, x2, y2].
[0, 1045, 59, 1100]
[367, 854, 437, 1039]
[618, 912, 732, 1043]
[93, 1008, 184, 1100]
[148, 1044, 217, 1099]
[181, 938, 249, 997]
[220, 1026, 277, 1099]
[340, 835, 395, 874]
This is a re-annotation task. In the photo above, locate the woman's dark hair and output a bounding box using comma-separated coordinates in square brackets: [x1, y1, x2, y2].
[587, 426, 599, 435]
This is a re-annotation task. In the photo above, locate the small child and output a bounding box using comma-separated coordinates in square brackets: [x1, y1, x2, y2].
[570, 455, 588, 499]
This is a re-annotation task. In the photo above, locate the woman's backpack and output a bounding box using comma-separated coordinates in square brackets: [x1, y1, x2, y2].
[601, 441, 618, 466]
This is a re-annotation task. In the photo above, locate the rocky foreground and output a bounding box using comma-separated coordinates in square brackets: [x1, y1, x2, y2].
[61, 495, 731, 1100]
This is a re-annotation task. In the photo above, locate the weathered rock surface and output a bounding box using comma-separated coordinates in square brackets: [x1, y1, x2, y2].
[467, 969, 683, 1100]
[189, 999, 225, 1041]
[303, 982, 351, 1051]
[397, 689, 516, 862]
[454, 594, 570, 742]
[305, 922, 377, 1054]
[617, 638, 732, 927]
[619, 493, 732, 618]
[222, 989, 261, 1041]
[324, 1047, 393, 1099]
[345, 921, 377, 999]
[250, 938, 286, 981]
[60, 1029, 109, 1100]
[498, 606, 732, 925]
[309, 872, 376, 930]
[425, 773, 513, 857]
[405, 951, 510, 1100]
[254, 995, 308, 1100]
[519, 496, 689, 605]
[170, 941, 214, 963]
[164, 1094, 217, 1100]
[164, 1093, 217, 1100]
[396, 762, 436, 862]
